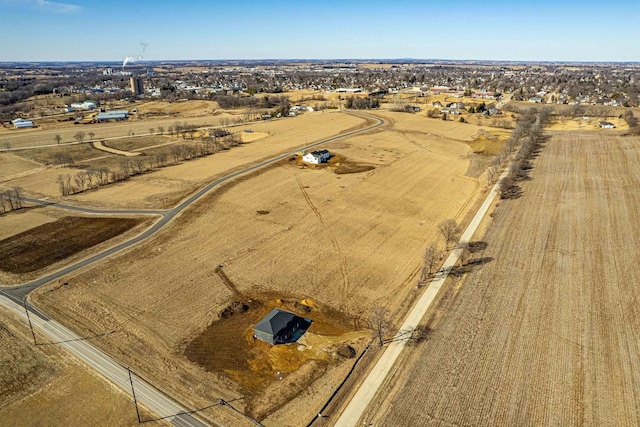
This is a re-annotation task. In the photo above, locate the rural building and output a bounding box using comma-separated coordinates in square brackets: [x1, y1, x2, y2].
[253, 308, 310, 345]
[70, 100, 97, 110]
[97, 110, 129, 122]
[11, 118, 34, 128]
[130, 76, 144, 96]
[303, 149, 331, 164]
[598, 121, 615, 129]
[404, 105, 421, 113]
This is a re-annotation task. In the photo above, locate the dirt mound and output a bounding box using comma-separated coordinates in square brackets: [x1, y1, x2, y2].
[337, 345, 357, 359]
[219, 301, 250, 319]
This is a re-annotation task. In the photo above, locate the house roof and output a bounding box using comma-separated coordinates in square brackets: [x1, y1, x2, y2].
[253, 308, 296, 336]
[310, 149, 329, 156]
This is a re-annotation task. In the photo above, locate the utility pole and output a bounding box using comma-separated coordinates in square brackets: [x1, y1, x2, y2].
[23, 300, 37, 345]
[128, 367, 142, 423]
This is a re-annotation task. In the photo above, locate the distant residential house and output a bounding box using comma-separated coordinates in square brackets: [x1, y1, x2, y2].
[404, 105, 421, 113]
[253, 308, 310, 345]
[598, 121, 615, 129]
[432, 101, 443, 107]
[441, 108, 461, 115]
[11, 118, 34, 128]
[529, 97, 543, 103]
[335, 88, 362, 93]
[303, 149, 331, 164]
[70, 100, 97, 110]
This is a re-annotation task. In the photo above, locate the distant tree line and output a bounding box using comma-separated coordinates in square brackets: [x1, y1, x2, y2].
[55, 133, 243, 197]
[345, 96, 379, 109]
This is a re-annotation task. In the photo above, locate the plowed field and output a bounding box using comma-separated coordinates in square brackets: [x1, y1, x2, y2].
[368, 131, 640, 425]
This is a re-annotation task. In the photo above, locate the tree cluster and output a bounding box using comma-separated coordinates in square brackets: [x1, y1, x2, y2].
[623, 110, 639, 134]
[344, 96, 379, 109]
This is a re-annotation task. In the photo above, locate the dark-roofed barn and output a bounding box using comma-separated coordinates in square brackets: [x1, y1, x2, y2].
[253, 308, 310, 345]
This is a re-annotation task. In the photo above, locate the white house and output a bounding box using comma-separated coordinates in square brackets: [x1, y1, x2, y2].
[70, 100, 97, 110]
[598, 121, 615, 129]
[303, 149, 331, 164]
[11, 118, 34, 128]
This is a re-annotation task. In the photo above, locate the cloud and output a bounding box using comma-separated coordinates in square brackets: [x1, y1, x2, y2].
[36, 0, 81, 13]
[4, 0, 82, 14]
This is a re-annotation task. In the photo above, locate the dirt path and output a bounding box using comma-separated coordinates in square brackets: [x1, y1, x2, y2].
[366, 131, 640, 426]
[294, 171, 351, 306]
[92, 141, 141, 157]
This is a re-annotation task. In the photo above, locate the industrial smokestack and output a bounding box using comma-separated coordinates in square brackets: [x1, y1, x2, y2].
[122, 42, 148, 71]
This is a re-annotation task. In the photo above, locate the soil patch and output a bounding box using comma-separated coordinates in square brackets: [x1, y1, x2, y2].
[0, 216, 143, 273]
[184, 294, 360, 418]
[289, 153, 376, 175]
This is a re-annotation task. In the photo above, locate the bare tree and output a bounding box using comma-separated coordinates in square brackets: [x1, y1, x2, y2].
[133, 157, 147, 174]
[148, 128, 155, 135]
[157, 126, 164, 135]
[438, 219, 461, 249]
[424, 243, 442, 276]
[370, 305, 390, 347]
[54, 134, 62, 145]
[11, 187, 23, 209]
[73, 131, 86, 144]
[88, 131, 95, 141]
[74, 171, 90, 192]
[56, 174, 71, 196]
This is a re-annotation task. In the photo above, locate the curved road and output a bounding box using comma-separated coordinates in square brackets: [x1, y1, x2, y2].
[0, 111, 384, 426]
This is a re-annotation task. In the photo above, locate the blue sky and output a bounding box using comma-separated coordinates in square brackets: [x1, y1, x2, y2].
[1, 0, 638, 62]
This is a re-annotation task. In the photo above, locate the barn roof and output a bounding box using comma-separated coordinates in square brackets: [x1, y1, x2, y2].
[253, 308, 296, 336]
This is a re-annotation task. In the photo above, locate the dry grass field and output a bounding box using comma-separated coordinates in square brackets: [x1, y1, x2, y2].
[367, 131, 640, 426]
[1, 112, 365, 208]
[28, 110, 494, 424]
[0, 308, 161, 427]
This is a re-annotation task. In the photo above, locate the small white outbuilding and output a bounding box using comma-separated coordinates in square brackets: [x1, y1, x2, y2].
[11, 118, 34, 129]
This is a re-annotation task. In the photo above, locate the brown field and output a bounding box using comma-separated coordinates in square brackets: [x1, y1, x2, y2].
[547, 115, 628, 131]
[0, 208, 59, 240]
[22, 112, 369, 208]
[0, 152, 45, 182]
[29, 110, 494, 424]
[0, 308, 161, 427]
[0, 216, 143, 274]
[367, 131, 640, 425]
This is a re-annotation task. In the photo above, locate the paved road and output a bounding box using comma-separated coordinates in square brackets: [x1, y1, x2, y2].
[0, 111, 384, 425]
[1, 298, 208, 427]
[334, 166, 510, 427]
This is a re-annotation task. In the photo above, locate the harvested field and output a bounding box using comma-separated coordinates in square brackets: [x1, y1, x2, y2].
[0, 311, 57, 408]
[368, 131, 640, 426]
[31, 110, 487, 423]
[0, 216, 143, 274]
[55, 112, 367, 208]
